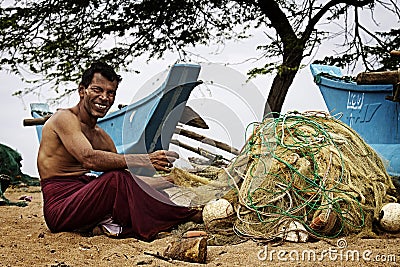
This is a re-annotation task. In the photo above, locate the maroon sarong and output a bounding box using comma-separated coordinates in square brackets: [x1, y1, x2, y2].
[40, 170, 197, 241]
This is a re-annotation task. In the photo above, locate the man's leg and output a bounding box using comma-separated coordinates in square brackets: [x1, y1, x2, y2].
[41, 170, 198, 240]
[101, 170, 199, 240]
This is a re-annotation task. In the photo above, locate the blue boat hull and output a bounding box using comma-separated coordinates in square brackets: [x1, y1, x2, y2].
[310, 64, 400, 176]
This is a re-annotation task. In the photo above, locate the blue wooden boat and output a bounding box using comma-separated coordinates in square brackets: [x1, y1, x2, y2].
[30, 63, 202, 156]
[310, 64, 400, 176]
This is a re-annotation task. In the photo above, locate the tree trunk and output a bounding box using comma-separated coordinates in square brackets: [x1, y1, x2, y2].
[264, 50, 304, 118]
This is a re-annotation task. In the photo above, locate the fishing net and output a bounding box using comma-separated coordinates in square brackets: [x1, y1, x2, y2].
[0, 143, 39, 187]
[171, 111, 397, 242]
[0, 143, 39, 206]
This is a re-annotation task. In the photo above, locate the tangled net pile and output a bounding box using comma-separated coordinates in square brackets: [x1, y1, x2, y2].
[225, 111, 396, 240]
[173, 111, 396, 241]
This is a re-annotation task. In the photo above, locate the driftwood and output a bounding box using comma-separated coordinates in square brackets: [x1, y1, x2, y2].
[175, 128, 240, 155]
[163, 236, 207, 264]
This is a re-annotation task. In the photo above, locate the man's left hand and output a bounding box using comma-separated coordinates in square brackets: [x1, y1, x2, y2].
[148, 150, 179, 172]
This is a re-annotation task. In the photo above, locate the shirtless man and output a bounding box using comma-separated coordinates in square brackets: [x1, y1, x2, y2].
[38, 62, 199, 240]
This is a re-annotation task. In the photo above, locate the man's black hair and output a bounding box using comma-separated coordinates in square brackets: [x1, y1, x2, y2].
[79, 62, 122, 88]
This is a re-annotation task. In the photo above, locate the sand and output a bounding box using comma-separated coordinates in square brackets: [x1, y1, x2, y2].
[1, 185, 400, 267]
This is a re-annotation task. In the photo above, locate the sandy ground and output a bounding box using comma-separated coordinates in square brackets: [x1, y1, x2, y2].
[1, 185, 400, 267]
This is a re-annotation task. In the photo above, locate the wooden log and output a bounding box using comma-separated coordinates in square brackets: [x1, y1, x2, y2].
[175, 128, 240, 155]
[356, 70, 400, 85]
[163, 237, 207, 264]
[23, 114, 52, 126]
[390, 50, 400, 57]
[170, 139, 228, 162]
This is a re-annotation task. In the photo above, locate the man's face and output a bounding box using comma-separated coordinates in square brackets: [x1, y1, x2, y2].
[79, 72, 118, 118]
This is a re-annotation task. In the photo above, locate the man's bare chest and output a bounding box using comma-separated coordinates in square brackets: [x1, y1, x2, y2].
[81, 127, 109, 150]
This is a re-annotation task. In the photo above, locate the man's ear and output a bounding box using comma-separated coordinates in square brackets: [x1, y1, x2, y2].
[78, 85, 85, 99]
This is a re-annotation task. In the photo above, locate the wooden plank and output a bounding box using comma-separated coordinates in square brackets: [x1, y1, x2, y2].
[175, 128, 240, 155]
[356, 70, 399, 85]
[22, 115, 52, 126]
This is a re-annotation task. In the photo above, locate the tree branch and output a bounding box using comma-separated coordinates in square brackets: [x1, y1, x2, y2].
[303, 0, 374, 41]
[253, 0, 298, 46]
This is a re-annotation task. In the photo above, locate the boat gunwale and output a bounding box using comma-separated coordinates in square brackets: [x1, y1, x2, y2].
[316, 75, 393, 93]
